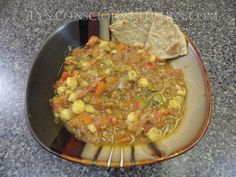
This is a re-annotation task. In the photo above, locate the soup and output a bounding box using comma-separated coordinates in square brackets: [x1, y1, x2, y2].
[50, 36, 187, 145]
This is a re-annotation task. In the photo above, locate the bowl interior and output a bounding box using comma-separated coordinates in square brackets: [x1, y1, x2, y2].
[26, 16, 211, 167]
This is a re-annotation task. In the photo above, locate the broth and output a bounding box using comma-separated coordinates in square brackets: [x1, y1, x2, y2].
[50, 36, 187, 145]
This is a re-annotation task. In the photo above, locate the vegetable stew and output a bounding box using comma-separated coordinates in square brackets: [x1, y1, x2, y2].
[50, 36, 187, 144]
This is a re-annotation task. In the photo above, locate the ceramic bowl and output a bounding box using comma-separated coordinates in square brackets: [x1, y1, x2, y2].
[26, 14, 211, 167]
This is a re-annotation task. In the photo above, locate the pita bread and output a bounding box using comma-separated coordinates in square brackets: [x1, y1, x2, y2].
[109, 12, 154, 47]
[145, 13, 187, 59]
[109, 12, 187, 60]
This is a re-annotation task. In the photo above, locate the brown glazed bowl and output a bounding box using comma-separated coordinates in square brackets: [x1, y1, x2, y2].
[26, 14, 212, 167]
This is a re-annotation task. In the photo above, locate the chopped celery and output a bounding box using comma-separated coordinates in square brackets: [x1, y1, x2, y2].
[57, 86, 66, 95]
[99, 40, 110, 52]
[103, 58, 113, 66]
[147, 127, 163, 141]
[176, 85, 186, 96]
[105, 109, 112, 114]
[153, 94, 166, 104]
[68, 92, 78, 102]
[85, 105, 95, 113]
[80, 80, 89, 87]
[105, 68, 112, 75]
[65, 56, 75, 61]
[87, 70, 98, 77]
[127, 112, 138, 122]
[87, 123, 97, 133]
[78, 60, 89, 70]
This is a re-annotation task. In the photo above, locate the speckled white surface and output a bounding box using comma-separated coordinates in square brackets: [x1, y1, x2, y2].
[0, 0, 235, 176]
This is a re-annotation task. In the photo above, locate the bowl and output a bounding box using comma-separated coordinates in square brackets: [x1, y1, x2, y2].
[26, 14, 212, 167]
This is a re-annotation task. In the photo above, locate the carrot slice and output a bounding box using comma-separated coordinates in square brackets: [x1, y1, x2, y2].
[81, 112, 92, 125]
[95, 81, 107, 96]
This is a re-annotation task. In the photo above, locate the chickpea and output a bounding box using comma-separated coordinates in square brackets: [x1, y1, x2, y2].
[128, 70, 137, 81]
[138, 78, 149, 87]
[72, 100, 85, 114]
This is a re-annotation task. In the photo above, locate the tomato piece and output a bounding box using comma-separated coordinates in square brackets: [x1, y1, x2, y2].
[144, 62, 156, 69]
[95, 117, 110, 130]
[135, 101, 142, 109]
[134, 100, 145, 109]
[154, 108, 170, 124]
[61, 71, 69, 81]
[143, 125, 151, 133]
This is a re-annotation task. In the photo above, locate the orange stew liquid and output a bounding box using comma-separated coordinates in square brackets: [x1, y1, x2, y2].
[50, 36, 187, 145]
